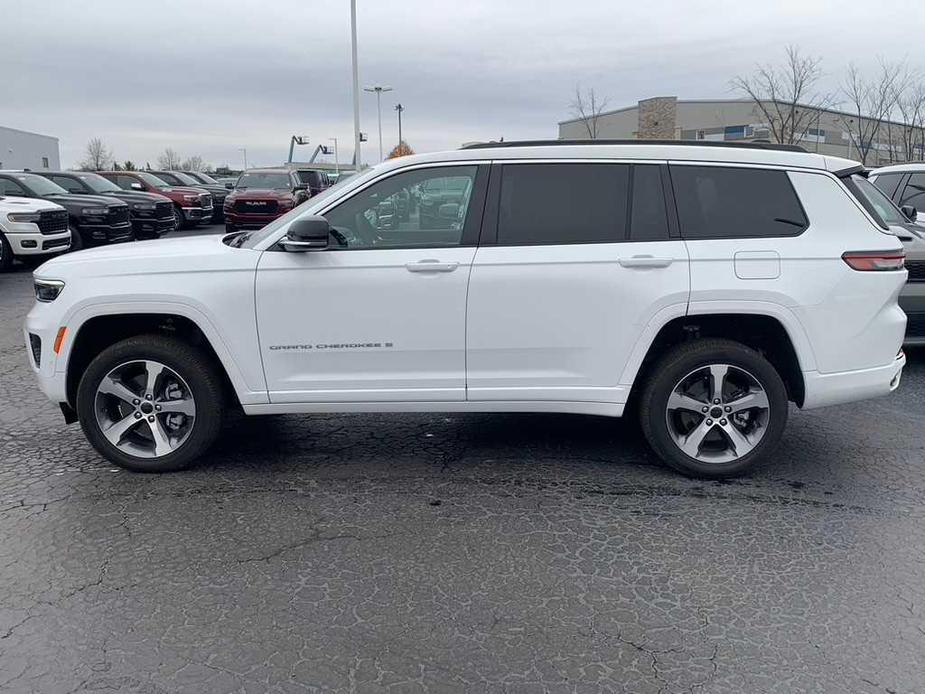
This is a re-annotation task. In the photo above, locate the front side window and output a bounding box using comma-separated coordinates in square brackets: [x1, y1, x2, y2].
[48, 175, 84, 193]
[498, 163, 629, 245]
[871, 172, 904, 199]
[672, 166, 808, 239]
[324, 166, 479, 250]
[900, 174, 925, 213]
[0, 177, 26, 196]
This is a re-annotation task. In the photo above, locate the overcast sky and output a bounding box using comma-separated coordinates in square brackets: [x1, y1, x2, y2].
[5, 0, 925, 169]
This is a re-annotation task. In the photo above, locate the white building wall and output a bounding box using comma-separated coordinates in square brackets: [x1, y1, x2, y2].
[0, 126, 60, 170]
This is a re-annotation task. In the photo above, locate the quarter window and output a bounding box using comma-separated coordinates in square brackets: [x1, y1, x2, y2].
[324, 166, 479, 249]
[871, 172, 904, 199]
[671, 166, 808, 239]
[498, 163, 629, 245]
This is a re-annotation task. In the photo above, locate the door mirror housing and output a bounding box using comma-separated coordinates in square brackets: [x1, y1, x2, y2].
[901, 204, 918, 222]
[225, 182, 235, 190]
[279, 215, 330, 252]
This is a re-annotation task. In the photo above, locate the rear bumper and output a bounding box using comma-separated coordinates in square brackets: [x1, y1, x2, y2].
[802, 353, 906, 409]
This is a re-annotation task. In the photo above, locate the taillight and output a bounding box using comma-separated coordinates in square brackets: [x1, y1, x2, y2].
[842, 251, 905, 271]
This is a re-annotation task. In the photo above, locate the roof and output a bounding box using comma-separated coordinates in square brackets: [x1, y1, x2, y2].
[869, 163, 925, 175]
[367, 141, 859, 174]
[0, 124, 59, 141]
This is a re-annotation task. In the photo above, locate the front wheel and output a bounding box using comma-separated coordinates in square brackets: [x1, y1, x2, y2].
[173, 206, 187, 231]
[68, 225, 83, 252]
[76, 335, 225, 472]
[638, 338, 788, 479]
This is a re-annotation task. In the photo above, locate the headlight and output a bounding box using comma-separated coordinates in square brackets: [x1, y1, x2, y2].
[133, 203, 156, 211]
[182, 195, 198, 203]
[81, 207, 109, 215]
[7, 212, 41, 223]
[34, 279, 65, 303]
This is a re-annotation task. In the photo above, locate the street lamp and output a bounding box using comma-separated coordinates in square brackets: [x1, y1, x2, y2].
[350, 0, 361, 168]
[238, 148, 248, 170]
[395, 103, 404, 147]
[329, 138, 339, 174]
[364, 85, 393, 162]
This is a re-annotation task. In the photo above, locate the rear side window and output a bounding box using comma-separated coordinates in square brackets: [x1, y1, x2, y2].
[630, 165, 669, 241]
[50, 175, 83, 193]
[498, 163, 629, 245]
[671, 166, 808, 239]
[899, 173, 925, 214]
[871, 172, 904, 199]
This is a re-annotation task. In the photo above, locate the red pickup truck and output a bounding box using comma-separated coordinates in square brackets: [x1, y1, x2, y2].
[97, 171, 214, 229]
[223, 169, 309, 233]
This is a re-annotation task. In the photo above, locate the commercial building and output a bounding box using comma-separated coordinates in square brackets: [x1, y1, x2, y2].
[558, 97, 924, 166]
[0, 125, 60, 171]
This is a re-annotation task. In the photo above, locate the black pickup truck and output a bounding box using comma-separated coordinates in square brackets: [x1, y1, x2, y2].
[0, 172, 133, 250]
[38, 171, 175, 239]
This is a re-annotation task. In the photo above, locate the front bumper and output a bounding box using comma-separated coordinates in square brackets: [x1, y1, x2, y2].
[4, 229, 71, 256]
[79, 221, 134, 246]
[225, 211, 285, 229]
[132, 216, 174, 238]
[802, 352, 906, 409]
[182, 206, 215, 223]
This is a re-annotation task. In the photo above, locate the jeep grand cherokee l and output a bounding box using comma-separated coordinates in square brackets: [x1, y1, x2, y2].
[223, 169, 309, 233]
[0, 195, 70, 269]
[0, 172, 132, 250]
[26, 141, 907, 478]
[97, 171, 213, 230]
[148, 171, 228, 223]
[39, 172, 174, 240]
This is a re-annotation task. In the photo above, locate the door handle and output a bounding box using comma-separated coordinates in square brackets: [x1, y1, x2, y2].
[405, 259, 459, 273]
[618, 255, 673, 269]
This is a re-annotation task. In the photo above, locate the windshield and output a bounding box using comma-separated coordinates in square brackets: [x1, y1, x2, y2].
[236, 172, 292, 190]
[171, 172, 201, 186]
[15, 174, 68, 196]
[189, 172, 219, 184]
[848, 174, 906, 227]
[238, 173, 359, 248]
[137, 172, 170, 189]
[78, 173, 123, 194]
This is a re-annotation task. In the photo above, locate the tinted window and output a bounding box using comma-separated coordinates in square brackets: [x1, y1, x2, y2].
[899, 174, 925, 213]
[871, 172, 904, 199]
[0, 177, 26, 196]
[630, 165, 669, 241]
[114, 175, 138, 190]
[846, 174, 905, 226]
[49, 175, 84, 193]
[325, 166, 478, 250]
[498, 163, 629, 245]
[672, 166, 807, 239]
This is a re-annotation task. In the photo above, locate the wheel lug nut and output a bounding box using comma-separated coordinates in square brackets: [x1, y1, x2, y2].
[713, 398, 721, 405]
[134, 412, 142, 419]
[132, 399, 140, 405]
[147, 416, 155, 422]
[155, 405, 161, 411]
[706, 419, 713, 426]
[720, 419, 727, 426]
[724, 406, 731, 412]
[145, 394, 152, 400]
[701, 406, 709, 413]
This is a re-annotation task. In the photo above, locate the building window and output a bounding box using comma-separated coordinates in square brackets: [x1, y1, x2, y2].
[723, 125, 749, 140]
[41, 157, 49, 169]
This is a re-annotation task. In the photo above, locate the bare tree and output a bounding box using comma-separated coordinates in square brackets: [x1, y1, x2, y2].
[79, 138, 114, 171]
[181, 155, 205, 171]
[892, 72, 925, 162]
[569, 86, 609, 140]
[731, 46, 832, 145]
[839, 59, 904, 165]
[157, 147, 182, 170]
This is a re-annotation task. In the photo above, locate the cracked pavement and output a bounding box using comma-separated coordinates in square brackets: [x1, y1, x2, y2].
[2, 235, 925, 693]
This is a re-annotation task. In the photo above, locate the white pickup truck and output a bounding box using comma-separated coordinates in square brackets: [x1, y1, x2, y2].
[0, 195, 71, 270]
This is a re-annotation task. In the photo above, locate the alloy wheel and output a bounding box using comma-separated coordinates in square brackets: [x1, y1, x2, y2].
[94, 360, 197, 459]
[665, 363, 770, 464]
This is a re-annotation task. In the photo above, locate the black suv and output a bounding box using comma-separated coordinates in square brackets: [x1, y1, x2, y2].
[149, 171, 228, 222]
[0, 172, 133, 250]
[38, 172, 175, 240]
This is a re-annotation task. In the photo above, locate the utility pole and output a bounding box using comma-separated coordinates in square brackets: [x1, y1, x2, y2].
[365, 85, 393, 162]
[238, 148, 248, 170]
[330, 137, 339, 174]
[395, 103, 404, 147]
[350, 0, 361, 169]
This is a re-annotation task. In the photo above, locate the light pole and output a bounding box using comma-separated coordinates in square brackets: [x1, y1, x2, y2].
[238, 148, 248, 170]
[350, 0, 361, 168]
[395, 103, 404, 147]
[329, 137, 339, 174]
[364, 85, 393, 162]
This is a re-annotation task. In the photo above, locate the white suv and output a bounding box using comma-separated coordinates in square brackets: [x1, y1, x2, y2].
[0, 195, 70, 269]
[24, 141, 907, 477]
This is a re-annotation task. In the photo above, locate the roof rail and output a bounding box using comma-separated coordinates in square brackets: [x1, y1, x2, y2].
[460, 139, 808, 153]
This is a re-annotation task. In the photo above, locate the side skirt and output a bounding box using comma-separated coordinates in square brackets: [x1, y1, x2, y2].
[243, 400, 625, 417]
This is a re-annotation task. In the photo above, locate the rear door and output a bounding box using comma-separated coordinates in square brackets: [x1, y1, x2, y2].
[465, 161, 690, 405]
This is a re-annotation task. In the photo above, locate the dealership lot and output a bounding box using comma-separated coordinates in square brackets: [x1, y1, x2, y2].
[1, 225, 924, 692]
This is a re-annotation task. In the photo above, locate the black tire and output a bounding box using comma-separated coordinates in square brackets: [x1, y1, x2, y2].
[76, 334, 225, 472]
[0, 234, 12, 271]
[68, 225, 83, 252]
[638, 338, 788, 479]
[224, 222, 237, 234]
[173, 205, 187, 230]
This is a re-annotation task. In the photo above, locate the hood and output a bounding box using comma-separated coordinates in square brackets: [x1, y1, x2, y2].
[228, 188, 293, 201]
[191, 184, 227, 196]
[34, 234, 255, 281]
[0, 195, 65, 213]
[42, 193, 128, 210]
[162, 186, 209, 197]
[98, 190, 173, 205]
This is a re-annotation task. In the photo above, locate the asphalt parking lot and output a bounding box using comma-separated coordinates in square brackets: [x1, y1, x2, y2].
[1, 226, 924, 693]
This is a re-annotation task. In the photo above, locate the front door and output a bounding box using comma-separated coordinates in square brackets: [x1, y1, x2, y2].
[256, 164, 488, 403]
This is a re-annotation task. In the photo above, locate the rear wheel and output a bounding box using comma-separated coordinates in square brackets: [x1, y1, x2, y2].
[638, 339, 788, 478]
[76, 335, 225, 472]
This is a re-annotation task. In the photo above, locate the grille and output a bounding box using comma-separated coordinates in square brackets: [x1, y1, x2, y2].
[906, 259, 925, 282]
[155, 202, 173, 219]
[43, 237, 70, 250]
[37, 209, 68, 235]
[29, 334, 41, 368]
[108, 206, 130, 225]
[908, 313, 925, 338]
[235, 199, 278, 214]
